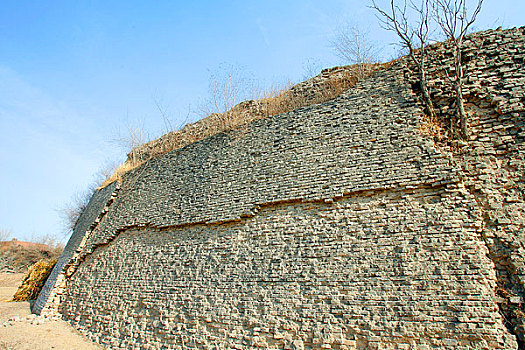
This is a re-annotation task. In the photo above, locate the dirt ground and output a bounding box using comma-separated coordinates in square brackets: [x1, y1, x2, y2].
[0, 273, 103, 350]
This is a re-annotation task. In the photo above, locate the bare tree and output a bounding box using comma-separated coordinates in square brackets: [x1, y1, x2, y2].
[92, 160, 119, 187]
[434, 0, 483, 139]
[152, 96, 173, 134]
[0, 228, 12, 241]
[198, 63, 256, 128]
[30, 233, 65, 254]
[330, 24, 381, 79]
[114, 125, 150, 164]
[58, 161, 120, 238]
[372, 0, 437, 121]
[302, 58, 323, 80]
[59, 187, 95, 235]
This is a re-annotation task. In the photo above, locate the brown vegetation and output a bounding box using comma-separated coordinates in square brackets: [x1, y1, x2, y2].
[12, 259, 57, 301]
[60, 187, 96, 234]
[0, 239, 63, 273]
[101, 63, 388, 187]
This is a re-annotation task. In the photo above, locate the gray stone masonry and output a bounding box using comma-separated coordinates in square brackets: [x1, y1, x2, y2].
[34, 181, 119, 315]
[131, 63, 381, 164]
[37, 28, 525, 349]
[414, 27, 525, 344]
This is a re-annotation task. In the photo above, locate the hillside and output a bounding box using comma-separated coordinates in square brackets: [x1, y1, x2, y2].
[0, 240, 62, 274]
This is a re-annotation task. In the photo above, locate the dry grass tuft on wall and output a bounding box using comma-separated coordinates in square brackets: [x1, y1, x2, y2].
[12, 259, 57, 301]
[101, 62, 388, 188]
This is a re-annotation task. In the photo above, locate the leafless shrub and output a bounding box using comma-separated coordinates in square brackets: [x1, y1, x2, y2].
[59, 160, 119, 235]
[98, 126, 151, 188]
[434, 0, 483, 139]
[197, 63, 257, 127]
[0, 228, 12, 242]
[59, 187, 94, 235]
[152, 95, 173, 134]
[29, 233, 65, 256]
[114, 126, 150, 164]
[92, 160, 119, 187]
[372, 0, 437, 122]
[330, 24, 382, 79]
[302, 58, 323, 80]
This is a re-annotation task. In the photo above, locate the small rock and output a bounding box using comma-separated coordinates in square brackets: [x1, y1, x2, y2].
[510, 296, 522, 304]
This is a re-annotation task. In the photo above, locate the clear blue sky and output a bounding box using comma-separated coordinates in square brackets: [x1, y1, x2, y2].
[0, 0, 522, 242]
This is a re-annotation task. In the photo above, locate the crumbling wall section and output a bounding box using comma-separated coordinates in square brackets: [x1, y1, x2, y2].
[414, 27, 525, 344]
[32, 181, 119, 315]
[70, 64, 459, 271]
[59, 39, 519, 349]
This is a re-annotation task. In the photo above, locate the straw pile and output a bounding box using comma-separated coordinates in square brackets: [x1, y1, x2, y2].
[12, 259, 56, 301]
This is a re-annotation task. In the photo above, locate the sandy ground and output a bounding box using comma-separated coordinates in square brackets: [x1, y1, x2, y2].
[0, 273, 103, 350]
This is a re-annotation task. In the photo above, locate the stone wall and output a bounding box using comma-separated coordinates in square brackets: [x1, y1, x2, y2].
[34, 181, 119, 315]
[64, 187, 510, 349]
[418, 27, 525, 344]
[38, 28, 524, 349]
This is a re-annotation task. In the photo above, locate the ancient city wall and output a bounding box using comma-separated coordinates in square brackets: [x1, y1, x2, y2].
[38, 28, 525, 349]
[420, 27, 525, 345]
[33, 181, 119, 315]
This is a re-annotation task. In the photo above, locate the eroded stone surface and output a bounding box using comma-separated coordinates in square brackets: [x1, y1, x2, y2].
[64, 187, 513, 349]
[37, 28, 525, 349]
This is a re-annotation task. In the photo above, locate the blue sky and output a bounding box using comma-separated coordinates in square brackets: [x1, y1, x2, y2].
[0, 0, 523, 242]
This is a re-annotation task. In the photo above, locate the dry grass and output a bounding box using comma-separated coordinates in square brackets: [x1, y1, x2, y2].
[419, 114, 448, 141]
[100, 158, 143, 190]
[261, 74, 356, 116]
[100, 62, 388, 188]
[12, 259, 56, 301]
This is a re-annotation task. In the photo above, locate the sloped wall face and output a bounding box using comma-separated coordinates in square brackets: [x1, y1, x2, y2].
[32, 181, 118, 315]
[64, 67, 459, 257]
[63, 187, 514, 350]
[419, 27, 525, 342]
[63, 187, 513, 349]
[51, 28, 525, 349]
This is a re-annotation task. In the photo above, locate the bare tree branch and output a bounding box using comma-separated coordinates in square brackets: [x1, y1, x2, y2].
[435, 0, 484, 139]
[59, 187, 94, 235]
[330, 24, 382, 79]
[0, 228, 12, 241]
[153, 96, 173, 134]
[197, 63, 256, 129]
[371, 0, 437, 121]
